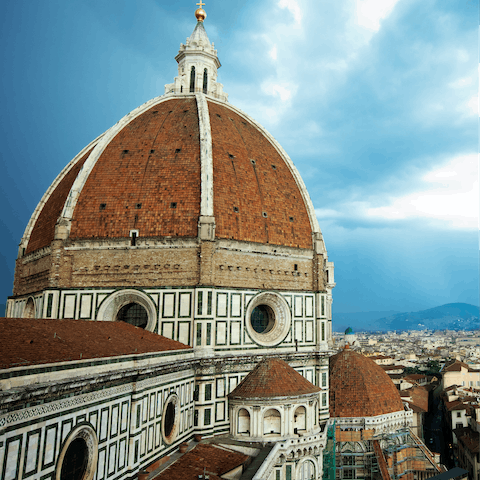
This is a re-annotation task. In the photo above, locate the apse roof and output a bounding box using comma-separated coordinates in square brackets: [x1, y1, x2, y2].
[0, 318, 190, 369]
[329, 347, 405, 417]
[153, 443, 249, 480]
[228, 357, 321, 399]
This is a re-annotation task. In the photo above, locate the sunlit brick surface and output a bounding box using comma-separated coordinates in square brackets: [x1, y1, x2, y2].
[26, 149, 92, 254]
[329, 348, 404, 417]
[70, 97, 201, 239]
[208, 101, 313, 249]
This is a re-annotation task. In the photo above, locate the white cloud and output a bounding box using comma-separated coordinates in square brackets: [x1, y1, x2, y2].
[278, 0, 303, 26]
[315, 154, 479, 230]
[466, 95, 478, 116]
[355, 0, 401, 32]
[365, 154, 479, 229]
[269, 45, 278, 61]
[261, 81, 296, 102]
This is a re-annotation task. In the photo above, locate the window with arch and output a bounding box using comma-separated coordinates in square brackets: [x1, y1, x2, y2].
[263, 408, 281, 435]
[117, 303, 148, 329]
[299, 460, 316, 480]
[238, 408, 250, 435]
[294, 406, 306, 432]
[190, 66, 196, 92]
[203, 68, 208, 94]
[23, 297, 35, 318]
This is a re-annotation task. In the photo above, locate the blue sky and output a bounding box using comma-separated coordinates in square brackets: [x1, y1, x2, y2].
[0, 0, 478, 314]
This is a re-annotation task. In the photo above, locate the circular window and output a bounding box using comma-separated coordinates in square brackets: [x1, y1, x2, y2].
[164, 401, 175, 437]
[55, 424, 97, 480]
[251, 305, 275, 333]
[245, 292, 291, 347]
[162, 394, 180, 445]
[96, 289, 157, 331]
[117, 303, 148, 329]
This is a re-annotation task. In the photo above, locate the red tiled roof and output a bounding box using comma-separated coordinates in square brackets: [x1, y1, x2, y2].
[453, 427, 480, 454]
[329, 348, 405, 418]
[228, 357, 320, 399]
[403, 374, 427, 381]
[26, 97, 314, 253]
[0, 318, 190, 369]
[208, 101, 312, 248]
[444, 360, 469, 372]
[26, 148, 93, 254]
[70, 98, 201, 240]
[445, 400, 466, 411]
[402, 386, 429, 413]
[153, 443, 249, 480]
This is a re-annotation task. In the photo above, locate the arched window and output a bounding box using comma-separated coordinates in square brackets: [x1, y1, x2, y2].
[190, 66, 196, 92]
[263, 409, 281, 435]
[299, 460, 316, 480]
[294, 406, 306, 432]
[61, 437, 88, 480]
[117, 303, 148, 329]
[23, 297, 35, 318]
[203, 68, 208, 94]
[238, 408, 250, 435]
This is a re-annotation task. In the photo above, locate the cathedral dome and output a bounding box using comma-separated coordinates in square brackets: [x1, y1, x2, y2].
[329, 347, 404, 418]
[22, 94, 318, 255]
[11, 8, 334, 340]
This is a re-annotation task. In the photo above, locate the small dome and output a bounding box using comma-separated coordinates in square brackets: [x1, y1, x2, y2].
[229, 358, 321, 399]
[345, 327, 354, 335]
[329, 348, 404, 417]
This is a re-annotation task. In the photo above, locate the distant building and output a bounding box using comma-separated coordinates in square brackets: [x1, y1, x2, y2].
[442, 360, 480, 390]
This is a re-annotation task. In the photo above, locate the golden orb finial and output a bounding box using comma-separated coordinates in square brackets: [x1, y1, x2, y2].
[195, 1, 206, 22]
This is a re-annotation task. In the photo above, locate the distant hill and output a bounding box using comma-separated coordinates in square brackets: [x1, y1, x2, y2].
[371, 303, 479, 331]
[334, 303, 479, 332]
[333, 311, 401, 332]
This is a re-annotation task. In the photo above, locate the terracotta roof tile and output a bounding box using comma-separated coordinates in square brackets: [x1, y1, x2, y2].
[329, 348, 405, 418]
[208, 101, 313, 249]
[228, 357, 320, 399]
[153, 443, 249, 480]
[0, 318, 190, 369]
[31, 97, 314, 249]
[402, 386, 429, 413]
[26, 148, 93, 254]
[70, 98, 201, 240]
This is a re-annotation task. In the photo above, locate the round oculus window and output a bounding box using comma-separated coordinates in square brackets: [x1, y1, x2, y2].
[251, 305, 275, 334]
[55, 424, 97, 480]
[162, 394, 180, 445]
[117, 302, 148, 329]
[245, 292, 291, 347]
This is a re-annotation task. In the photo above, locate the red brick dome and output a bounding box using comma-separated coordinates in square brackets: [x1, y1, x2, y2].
[229, 358, 321, 399]
[23, 95, 319, 255]
[329, 347, 404, 417]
